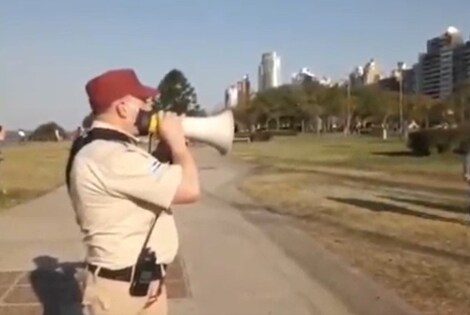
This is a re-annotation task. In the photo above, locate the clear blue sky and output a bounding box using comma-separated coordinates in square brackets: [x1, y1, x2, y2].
[2, 0, 470, 129]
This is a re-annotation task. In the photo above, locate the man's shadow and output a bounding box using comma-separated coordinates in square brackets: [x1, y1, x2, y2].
[29, 255, 85, 315]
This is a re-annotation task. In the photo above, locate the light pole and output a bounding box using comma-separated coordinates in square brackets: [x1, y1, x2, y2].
[397, 62, 405, 137]
[346, 78, 351, 134]
[343, 77, 352, 135]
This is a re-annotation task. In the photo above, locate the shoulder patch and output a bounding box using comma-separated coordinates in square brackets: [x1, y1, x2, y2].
[149, 160, 162, 173]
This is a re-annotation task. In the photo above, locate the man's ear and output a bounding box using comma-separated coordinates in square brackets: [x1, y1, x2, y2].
[114, 98, 128, 118]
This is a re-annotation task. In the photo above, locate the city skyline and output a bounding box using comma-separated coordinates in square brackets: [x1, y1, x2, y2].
[2, 1, 470, 129]
[227, 25, 470, 100]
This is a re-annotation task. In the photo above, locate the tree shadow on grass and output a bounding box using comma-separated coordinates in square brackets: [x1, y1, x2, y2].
[371, 150, 421, 157]
[231, 200, 470, 264]
[327, 197, 465, 226]
[380, 195, 467, 215]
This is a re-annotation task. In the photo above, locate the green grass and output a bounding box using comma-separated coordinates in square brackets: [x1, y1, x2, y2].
[233, 134, 462, 180]
[0, 141, 70, 210]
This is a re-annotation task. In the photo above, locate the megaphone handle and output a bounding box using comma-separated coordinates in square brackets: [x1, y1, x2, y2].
[148, 112, 161, 135]
[147, 133, 153, 153]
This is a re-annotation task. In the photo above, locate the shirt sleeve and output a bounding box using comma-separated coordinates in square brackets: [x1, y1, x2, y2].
[98, 147, 182, 210]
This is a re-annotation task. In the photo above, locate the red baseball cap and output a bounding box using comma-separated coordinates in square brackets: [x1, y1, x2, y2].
[85, 69, 158, 114]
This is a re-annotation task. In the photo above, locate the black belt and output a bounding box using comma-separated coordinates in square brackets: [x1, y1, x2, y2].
[87, 263, 167, 282]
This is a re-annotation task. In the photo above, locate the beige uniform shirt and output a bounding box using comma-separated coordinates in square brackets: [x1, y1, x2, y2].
[68, 121, 182, 269]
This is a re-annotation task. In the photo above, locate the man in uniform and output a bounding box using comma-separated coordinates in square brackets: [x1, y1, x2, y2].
[66, 68, 200, 315]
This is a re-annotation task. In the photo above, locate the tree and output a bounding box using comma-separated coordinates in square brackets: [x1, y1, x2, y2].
[405, 94, 437, 128]
[156, 69, 198, 115]
[293, 83, 321, 132]
[236, 79, 449, 136]
[186, 104, 207, 117]
[450, 79, 470, 123]
[29, 122, 68, 141]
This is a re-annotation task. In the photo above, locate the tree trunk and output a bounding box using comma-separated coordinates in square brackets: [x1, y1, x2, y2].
[460, 102, 465, 124]
[343, 115, 351, 135]
[382, 114, 389, 141]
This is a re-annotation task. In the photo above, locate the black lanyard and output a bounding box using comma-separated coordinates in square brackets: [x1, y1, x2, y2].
[65, 128, 134, 190]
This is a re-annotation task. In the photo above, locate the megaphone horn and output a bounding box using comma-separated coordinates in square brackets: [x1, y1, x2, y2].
[180, 109, 234, 155]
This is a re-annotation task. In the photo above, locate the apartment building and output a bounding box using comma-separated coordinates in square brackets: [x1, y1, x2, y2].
[258, 52, 281, 92]
[224, 74, 251, 108]
[349, 59, 382, 88]
[416, 26, 464, 99]
[454, 41, 470, 86]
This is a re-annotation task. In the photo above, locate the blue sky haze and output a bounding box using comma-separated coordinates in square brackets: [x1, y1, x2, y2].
[2, 0, 470, 129]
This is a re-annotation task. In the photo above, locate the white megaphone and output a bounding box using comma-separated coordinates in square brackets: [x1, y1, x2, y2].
[180, 108, 235, 155]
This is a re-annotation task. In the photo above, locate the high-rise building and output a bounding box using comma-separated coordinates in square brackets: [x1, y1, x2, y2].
[349, 66, 364, 88]
[378, 63, 416, 94]
[258, 52, 281, 92]
[363, 59, 382, 85]
[402, 67, 416, 94]
[412, 62, 422, 94]
[224, 74, 251, 108]
[349, 59, 382, 88]
[454, 40, 470, 86]
[237, 74, 251, 107]
[291, 67, 315, 84]
[224, 85, 238, 108]
[416, 26, 464, 99]
[291, 67, 333, 86]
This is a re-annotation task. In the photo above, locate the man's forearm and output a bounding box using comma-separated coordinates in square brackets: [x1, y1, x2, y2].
[172, 146, 200, 198]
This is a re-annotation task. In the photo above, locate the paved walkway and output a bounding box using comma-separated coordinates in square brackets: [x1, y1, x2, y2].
[0, 147, 421, 315]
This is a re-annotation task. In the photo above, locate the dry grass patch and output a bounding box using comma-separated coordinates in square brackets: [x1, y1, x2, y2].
[0, 142, 70, 209]
[235, 135, 470, 315]
[240, 172, 470, 315]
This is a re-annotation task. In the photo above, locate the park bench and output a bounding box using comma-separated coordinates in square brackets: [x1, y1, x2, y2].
[233, 136, 251, 143]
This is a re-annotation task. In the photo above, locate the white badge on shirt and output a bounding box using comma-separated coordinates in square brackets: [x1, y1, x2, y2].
[149, 160, 161, 174]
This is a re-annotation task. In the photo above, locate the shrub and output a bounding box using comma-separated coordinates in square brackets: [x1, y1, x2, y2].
[250, 131, 272, 142]
[407, 126, 470, 156]
[268, 129, 298, 136]
[235, 132, 251, 138]
[234, 130, 273, 142]
[28, 122, 68, 141]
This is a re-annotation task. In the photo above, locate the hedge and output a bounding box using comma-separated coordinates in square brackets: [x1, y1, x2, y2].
[268, 129, 298, 136]
[235, 131, 273, 142]
[407, 126, 470, 156]
[28, 122, 68, 141]
[250, 131, 272, 142]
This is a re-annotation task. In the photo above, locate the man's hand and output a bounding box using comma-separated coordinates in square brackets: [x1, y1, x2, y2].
[157, 111, 200, 205]
[158, 111, 186, 153]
